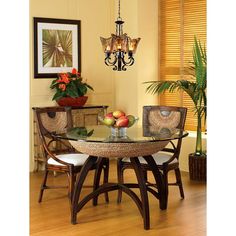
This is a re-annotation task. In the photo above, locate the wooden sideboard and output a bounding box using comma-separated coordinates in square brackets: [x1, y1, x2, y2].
[32, 105, 108, 172]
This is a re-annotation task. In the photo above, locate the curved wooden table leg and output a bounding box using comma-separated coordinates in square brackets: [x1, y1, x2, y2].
[143, 155, 168, 210]
[92, 157, 107, 206]
[130, 157, 150, 230]
[75, 183, 143, 217]
[71, 156, 98, 224]
[103, 158, 110, 203]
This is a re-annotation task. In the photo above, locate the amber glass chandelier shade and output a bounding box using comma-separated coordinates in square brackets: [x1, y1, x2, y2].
[100, 35, 140, 54]
[128, 37, 141, 54]
[111, 33, 128, 52]
[100, 37, 113, 53]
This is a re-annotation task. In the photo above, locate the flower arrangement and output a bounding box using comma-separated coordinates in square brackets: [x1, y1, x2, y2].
[50, 68, 93, 101]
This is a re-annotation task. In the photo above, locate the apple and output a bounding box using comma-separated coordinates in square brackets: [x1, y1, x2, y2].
[105, 112, 114, 118]
[103, 116, 115, 126]
[127, 115, 136, 127]
[116, 116, 129, 127]
[113, 110, 125, 119]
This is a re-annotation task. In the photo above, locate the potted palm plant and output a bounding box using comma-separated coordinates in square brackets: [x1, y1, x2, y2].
[144, 36, 207, 181]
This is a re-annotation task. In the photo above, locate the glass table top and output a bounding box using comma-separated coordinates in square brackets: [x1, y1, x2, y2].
[56, 125, 188, 143]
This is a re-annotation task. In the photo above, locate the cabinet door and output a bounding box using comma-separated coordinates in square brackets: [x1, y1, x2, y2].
[72, 107, 107, 127]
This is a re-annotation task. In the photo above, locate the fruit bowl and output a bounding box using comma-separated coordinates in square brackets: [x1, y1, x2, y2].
[98, 110, 139, 137]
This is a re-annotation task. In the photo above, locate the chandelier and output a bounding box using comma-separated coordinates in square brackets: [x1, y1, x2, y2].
[100, 0, 141, 71]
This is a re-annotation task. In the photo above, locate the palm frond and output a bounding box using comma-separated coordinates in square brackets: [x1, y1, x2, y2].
[192, 36, 207, 90]
[144, 36, 207, 155]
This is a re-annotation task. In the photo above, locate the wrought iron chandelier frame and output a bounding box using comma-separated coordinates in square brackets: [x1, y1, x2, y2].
[100, 0, 140, 71]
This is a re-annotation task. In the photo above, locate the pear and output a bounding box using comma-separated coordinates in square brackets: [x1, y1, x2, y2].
[103, 117, 115, 126]
[127, 115, 136, 127]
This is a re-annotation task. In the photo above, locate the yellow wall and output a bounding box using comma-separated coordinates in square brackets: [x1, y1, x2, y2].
[114, 0, 158, 119]
[30, 0, 115, 107]
[112, 0, 206, 172]
[30, 0, 115, 171]
[30, 0, 206, 172]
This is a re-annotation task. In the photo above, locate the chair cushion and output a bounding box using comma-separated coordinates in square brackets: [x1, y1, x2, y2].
[122, 152, 178, 165]
[47, 153, 89, 166]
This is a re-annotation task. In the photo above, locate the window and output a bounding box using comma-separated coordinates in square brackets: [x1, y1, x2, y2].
[159, 0, 206, 130]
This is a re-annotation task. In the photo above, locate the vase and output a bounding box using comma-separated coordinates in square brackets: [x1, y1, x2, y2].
[188, 153, 206, 181]
[57, 96, 88, 107]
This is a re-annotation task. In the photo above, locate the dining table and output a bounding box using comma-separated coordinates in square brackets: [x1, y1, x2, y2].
[55, 124, 188, 230]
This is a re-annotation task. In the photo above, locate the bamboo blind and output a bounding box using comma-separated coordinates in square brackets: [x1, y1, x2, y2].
[159, 0, 206, 130]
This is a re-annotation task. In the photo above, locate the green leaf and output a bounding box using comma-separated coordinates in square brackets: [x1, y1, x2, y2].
[87, 129, 94, 137]
[50, 79, 58, 89]
[52, 91, 63, 101]
[85, 83, 94, 91]
[64, 82, 77, 97]
[66, 87, 78, 98]
[78, 85, 87, 96]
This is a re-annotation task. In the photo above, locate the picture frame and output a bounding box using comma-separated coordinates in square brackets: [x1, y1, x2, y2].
[33, 17, 81, 78]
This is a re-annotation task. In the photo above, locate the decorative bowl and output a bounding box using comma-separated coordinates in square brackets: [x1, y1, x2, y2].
[98, 111, 138, 137]
[57, 96, 88, 107]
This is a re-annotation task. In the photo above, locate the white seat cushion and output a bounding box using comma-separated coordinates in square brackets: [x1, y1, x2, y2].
[47, 153, 89, 166]
[122, 152, 178, 165]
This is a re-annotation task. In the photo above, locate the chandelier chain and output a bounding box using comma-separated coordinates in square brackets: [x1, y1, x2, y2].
[118, 0, 121, 19]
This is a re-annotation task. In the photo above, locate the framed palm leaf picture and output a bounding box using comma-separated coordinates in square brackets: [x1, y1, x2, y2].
[33, 17, 81, 78]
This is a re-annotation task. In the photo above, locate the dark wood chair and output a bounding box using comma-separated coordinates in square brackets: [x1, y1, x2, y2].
[34, 106, 109, 204]
[117, 105, 187, 204]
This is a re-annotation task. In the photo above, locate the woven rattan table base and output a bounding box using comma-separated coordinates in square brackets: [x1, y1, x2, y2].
[69, 140, 169, 158]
